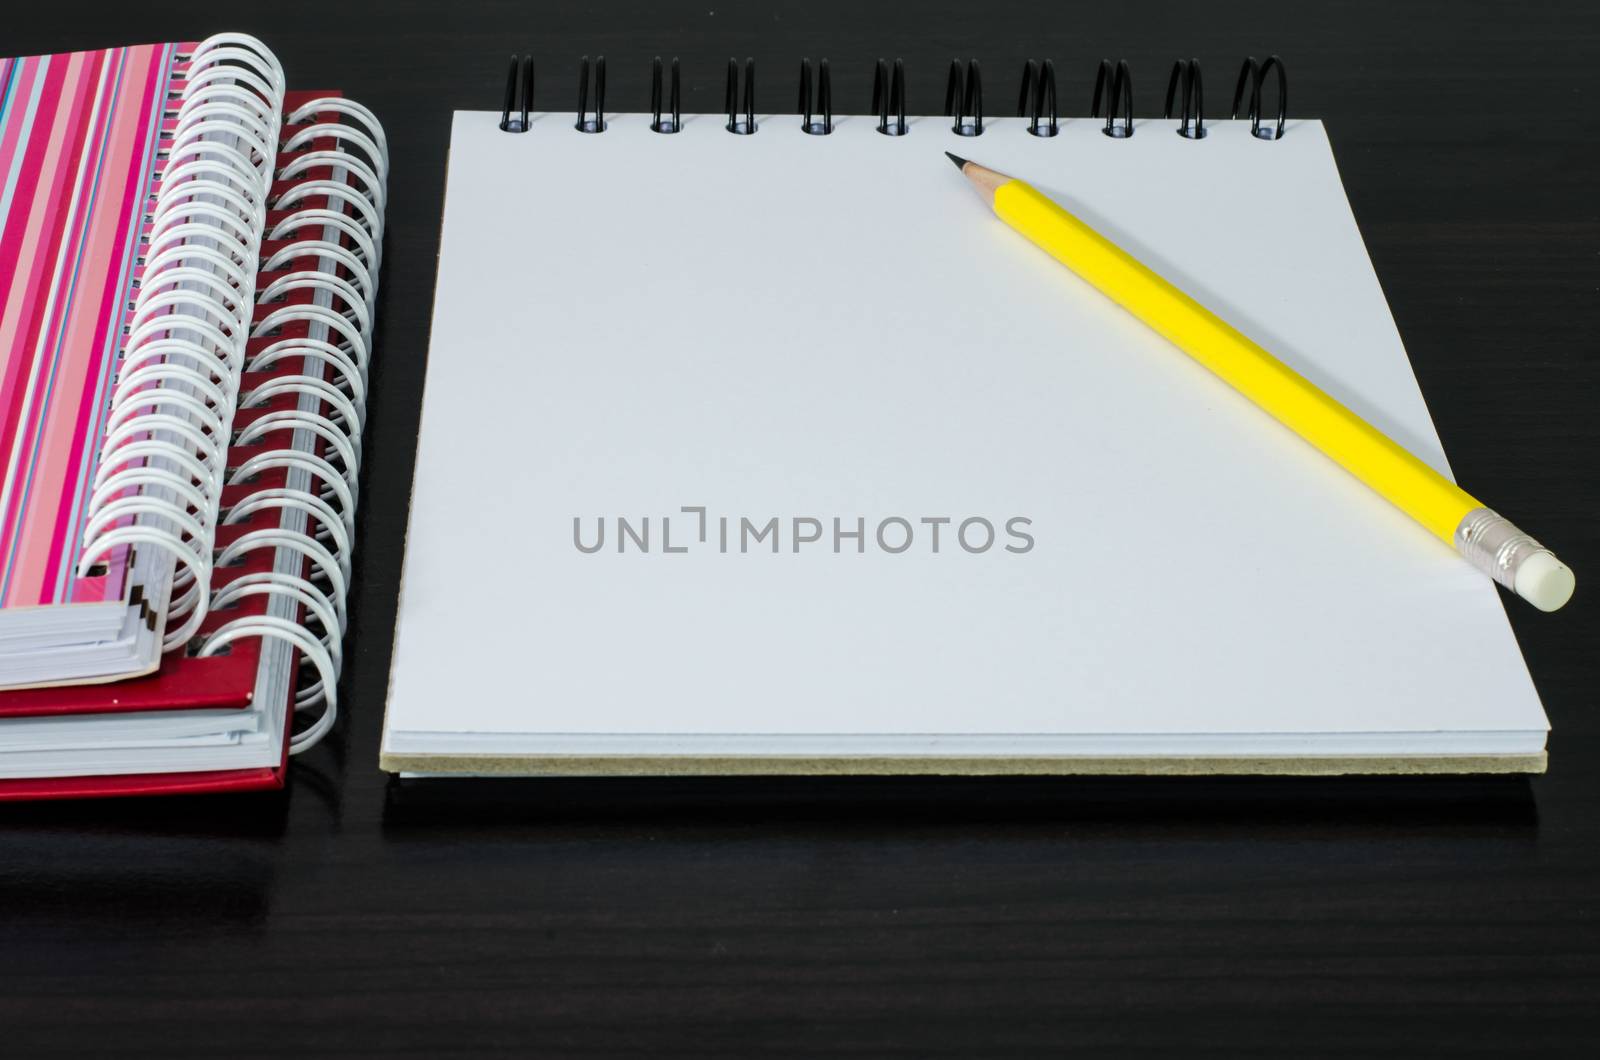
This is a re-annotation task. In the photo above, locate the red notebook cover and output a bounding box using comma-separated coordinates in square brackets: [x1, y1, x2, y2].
[0, 85, 364, 799]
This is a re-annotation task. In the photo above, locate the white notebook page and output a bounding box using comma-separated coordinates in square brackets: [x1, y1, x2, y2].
[383, 112, 1546, 763]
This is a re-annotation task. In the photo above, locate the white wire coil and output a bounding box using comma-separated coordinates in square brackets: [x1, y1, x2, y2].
[194, 89, 387, 754]
[79, 32, 285, 651]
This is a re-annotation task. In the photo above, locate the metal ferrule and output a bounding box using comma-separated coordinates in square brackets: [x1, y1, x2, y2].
[1453, 506, 1550, 591]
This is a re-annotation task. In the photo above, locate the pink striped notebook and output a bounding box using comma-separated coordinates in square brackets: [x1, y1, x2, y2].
[0, 43, 192, 681]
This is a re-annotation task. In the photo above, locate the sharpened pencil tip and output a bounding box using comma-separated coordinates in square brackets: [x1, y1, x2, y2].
[944, 151, 968, 169]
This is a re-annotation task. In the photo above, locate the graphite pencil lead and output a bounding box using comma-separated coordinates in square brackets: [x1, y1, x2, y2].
[944, 150, 968, 169]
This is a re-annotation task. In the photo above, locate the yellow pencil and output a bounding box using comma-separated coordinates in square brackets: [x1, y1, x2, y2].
[946, 151, 1573, 612]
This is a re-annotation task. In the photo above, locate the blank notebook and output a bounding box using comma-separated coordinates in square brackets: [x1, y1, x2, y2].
[383, 89, 1549, 776]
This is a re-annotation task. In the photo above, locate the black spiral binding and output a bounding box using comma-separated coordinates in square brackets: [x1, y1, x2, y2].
[485, 53, 1288, 140]
[944, 59, 983, 136]
[798, 58, 832, 134]
[1165, 58, 1205, 139]
[1091, 59, 1134, 138]
[1232, 55, 1287, 140]
[500, 55, 533, 133]
[650, 56, 681, 134]
[1017, 60, 1058, 137]
[872, 58, 908, 136]
[576, 55, 606, 133]
[726, 58, 756, 134]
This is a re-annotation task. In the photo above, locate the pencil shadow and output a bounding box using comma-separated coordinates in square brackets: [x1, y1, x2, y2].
[1033, 183, 1447, 465]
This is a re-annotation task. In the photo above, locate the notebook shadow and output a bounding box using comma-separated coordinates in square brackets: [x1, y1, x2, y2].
[380, 774, 1538, 841]
[0, 787, 291, 930]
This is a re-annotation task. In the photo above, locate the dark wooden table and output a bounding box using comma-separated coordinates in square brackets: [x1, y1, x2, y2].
[3, 1, 1597, 1054]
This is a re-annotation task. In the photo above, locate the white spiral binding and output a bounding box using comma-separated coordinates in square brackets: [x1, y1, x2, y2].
[193, 92, 387, 754]
[79, 33, 284, 650]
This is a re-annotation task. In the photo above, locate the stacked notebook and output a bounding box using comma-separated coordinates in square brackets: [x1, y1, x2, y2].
[0, 34, 384, 797]
[382, 55, 1550, 777]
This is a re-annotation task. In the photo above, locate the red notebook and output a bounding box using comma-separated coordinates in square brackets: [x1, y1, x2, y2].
[0, 35, 384, 798]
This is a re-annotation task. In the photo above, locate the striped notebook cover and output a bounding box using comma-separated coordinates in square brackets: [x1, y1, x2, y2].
[0, 43, 190, 612]
[0, 87, 351, 722]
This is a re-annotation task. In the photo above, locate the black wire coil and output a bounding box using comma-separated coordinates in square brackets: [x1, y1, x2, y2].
[797, 58, 832, 134]
[576, 55, 606, 133]
[1232, 55, 1287, 140]
[499, 55, 533, 132]
[1091, 59, 1134, 138]
[945, 59, 983, 136]
[871, 58, 908, 136]
[650, 56, 681, 133]
[1165, 58, 1205, 139]
[1016, 60, 1058, 137]
[726, 58, 756, 134]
